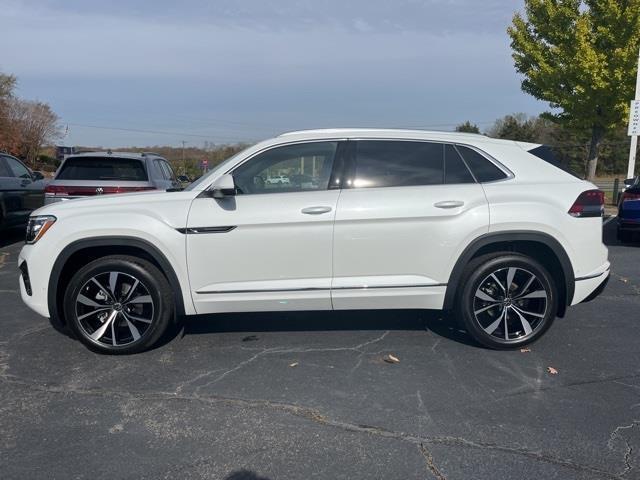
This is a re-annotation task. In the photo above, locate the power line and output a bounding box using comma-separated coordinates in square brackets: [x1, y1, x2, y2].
[64, 122, 235, 139]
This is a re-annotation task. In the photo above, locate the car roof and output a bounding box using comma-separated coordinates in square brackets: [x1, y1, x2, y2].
[278, 128, 507, 144]
[64, 151, 163, 160]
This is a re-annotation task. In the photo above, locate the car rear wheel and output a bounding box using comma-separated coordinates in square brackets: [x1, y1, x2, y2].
[456, 253, 557, 349]
[64, 255, 173, 354]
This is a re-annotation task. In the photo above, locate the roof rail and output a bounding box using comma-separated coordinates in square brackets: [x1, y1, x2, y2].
[141, 152, 162, 157]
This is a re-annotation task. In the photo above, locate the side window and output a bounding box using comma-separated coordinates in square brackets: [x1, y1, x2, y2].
[5, 156, 31, 179]
[353, 141, 443, 188]
[0, 157, 13, 177]
[456, 145, 508, 182]
[154, 160, 166, 179]
[161, 161, 177, 182]
[444, 144, 475, 184]
[233, 142, 338, 194]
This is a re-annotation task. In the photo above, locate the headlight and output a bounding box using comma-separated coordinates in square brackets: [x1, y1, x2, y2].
[25, 215, 56, 244]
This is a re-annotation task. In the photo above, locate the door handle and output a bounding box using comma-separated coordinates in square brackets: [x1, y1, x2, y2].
[301, 206, 332, 215]
[434, 200, 464, 209]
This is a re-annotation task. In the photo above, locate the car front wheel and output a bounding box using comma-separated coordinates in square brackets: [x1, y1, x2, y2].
[456, 253, 557, 349]
[64, 255, 174, 354]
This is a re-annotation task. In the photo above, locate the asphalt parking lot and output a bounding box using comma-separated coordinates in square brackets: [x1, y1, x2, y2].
[1, 222, 639, 480]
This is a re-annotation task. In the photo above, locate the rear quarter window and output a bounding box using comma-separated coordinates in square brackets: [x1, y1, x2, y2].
[56, 157, 148, 181]
[456, 145, 508, 183]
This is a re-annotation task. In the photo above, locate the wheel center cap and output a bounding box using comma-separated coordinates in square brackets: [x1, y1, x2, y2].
[113, 303, 123, 312]
[503, 297, 512, 306]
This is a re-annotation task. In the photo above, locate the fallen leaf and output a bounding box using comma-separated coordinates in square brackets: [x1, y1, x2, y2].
[520, 348, 531, 353]
[547, 366, 559, 375]
[289, 362, 298, 367]
[384, 354, 400, 364]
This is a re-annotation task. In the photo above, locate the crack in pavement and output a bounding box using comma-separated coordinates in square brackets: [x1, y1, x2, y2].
[608, 420, 639, 477]
[177, 331, 390, 395]
[420, 443, 447, 480]
[0, 372, 625, 479]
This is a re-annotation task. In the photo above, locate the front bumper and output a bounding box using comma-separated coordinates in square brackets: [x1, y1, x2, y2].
[18, 246, 51, 318]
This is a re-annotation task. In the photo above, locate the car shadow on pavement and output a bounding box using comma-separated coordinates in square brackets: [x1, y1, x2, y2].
[178, 309, 480, 348]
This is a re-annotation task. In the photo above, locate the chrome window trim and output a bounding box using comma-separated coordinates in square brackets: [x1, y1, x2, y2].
[346, 137, 514, 187]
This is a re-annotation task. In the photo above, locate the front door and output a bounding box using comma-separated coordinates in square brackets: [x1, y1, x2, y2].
[332, 139, 490, 310]
[187, 140, 345, 313]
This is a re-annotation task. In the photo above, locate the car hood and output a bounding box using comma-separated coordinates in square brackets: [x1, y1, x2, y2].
[32, 189, 196, 217]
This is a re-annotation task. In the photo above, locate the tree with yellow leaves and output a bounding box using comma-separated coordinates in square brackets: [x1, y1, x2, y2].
[509, 0, 640, 180]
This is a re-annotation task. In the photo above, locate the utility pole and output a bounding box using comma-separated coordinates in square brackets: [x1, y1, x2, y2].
[627, 48, 640, 179]
[181, 140, 187, 175]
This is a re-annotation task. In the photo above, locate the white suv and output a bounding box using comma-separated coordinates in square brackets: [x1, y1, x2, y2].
[19, 129, 609, 354]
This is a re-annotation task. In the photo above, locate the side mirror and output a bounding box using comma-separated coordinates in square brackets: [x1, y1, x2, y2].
[210, 173, 236, 199]
[624, 177, 638, 187]
[32, 171, 45, 181]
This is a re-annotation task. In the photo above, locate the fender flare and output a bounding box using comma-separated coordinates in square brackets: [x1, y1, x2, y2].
[443, 231, 575, 312]
[48, 236, 186, 324]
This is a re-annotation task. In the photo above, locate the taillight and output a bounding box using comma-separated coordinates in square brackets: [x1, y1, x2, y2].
[568, 189, 604, 218]
[45, 184, 69, 196]
[621, 191, 640, 202]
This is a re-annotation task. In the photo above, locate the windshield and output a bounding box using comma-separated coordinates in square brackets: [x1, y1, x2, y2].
[183, 147, 249, 191]
[57, 156, 148, 181]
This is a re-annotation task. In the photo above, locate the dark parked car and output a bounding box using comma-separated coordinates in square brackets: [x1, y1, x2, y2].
[618, 176, 640, 242]
[0, 153, 46, 234]
[45, 151, 181, 204]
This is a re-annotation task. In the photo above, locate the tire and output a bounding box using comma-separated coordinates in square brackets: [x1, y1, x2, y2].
[455, 253, 557, 349]
[63, 255, 174, 354]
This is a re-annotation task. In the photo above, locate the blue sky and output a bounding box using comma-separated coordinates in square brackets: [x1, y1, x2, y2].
[1, 0, 543, 147]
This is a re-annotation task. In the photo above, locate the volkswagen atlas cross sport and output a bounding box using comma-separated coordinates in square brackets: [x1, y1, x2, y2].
[19, 129, 610, 354]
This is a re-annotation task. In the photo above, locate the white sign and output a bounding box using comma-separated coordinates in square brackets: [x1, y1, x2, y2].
[629, 100, 640, 136]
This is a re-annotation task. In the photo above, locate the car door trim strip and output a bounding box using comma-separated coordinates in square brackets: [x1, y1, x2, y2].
[176, 226, 237, 234]
[197, 283, 446, 294]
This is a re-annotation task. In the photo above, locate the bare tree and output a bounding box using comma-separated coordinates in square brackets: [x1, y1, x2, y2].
[8, 98, 62, 163]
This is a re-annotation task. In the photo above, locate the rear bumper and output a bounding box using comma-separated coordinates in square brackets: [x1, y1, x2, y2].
[571, 262, 610, 305]
[579, 274, 609, 304]
[44, 195, 84, 205]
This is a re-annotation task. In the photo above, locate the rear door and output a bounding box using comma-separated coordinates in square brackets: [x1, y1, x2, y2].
[331, 140, 489, 310]
[186, 140, 345, 313]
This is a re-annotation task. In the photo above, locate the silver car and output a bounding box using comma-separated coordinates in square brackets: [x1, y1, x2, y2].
[44, 151, 180, 204]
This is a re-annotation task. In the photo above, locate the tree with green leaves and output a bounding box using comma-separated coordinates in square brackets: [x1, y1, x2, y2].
[455, 121, 481, 134]
[508, 0, 640, 180]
